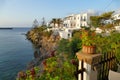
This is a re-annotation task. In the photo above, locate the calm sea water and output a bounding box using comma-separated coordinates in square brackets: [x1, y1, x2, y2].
[0, 28, 34, 80]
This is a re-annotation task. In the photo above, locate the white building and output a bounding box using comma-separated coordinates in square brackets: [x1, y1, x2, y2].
[112, 10, 120, 31]
[112, 10, 120, 26]
[63, 11, 97, 28]
[63, 14, 76, 28]
[58, 28, 80, 39]
[59, 29, 72, 39]
[113, 12, 120, 20]
[103, 19, 113, 24]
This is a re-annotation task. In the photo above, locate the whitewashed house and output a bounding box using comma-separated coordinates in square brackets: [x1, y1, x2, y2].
[58, 28, 81, 39]
[113, 11, 120, 21]
[113, 10, 120, 26]
[103, 19, 113, 24]
[112, 10, 120, 31]
[59, 29, 72, 39]
[63, 14, 76, 28]
[63, 11, 97, 28]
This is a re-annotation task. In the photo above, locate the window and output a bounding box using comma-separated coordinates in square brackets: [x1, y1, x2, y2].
[118, 15, 120, 17]
[81, 24, 82, 26]
[68, 34, 70, 38]
[81, 16, 83, 21]
[84, 16, 86, 21]
[74, 17, 76, 20]
[74, 24, 76, 26]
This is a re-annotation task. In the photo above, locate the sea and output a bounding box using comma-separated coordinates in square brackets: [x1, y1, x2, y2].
[0, 28, 34, 80]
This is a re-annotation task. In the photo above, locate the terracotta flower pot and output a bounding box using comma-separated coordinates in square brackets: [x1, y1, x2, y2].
[82, 45, 96, 54]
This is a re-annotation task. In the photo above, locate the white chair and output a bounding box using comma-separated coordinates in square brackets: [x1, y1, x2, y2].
[109, 70, 120, 80]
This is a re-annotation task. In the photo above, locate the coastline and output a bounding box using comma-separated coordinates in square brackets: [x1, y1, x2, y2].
[16, 27, 78, 80]
[24, 27, 59, 69]
[0, 28, 13, 30]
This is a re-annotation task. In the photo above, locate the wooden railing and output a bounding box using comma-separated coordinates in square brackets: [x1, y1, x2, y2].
[96, 52, 117, 80]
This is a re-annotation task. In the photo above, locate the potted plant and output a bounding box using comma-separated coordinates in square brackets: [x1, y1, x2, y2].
[80, 29, 96, 54]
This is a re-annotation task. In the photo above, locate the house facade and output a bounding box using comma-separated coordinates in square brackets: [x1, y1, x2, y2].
[58, 28, 80, 39]
[113, 12, 120, 21]
[112, 11, 120, 26]
[63, 12, 97, 28]
[59, 29, 72, 39]
[112, 10, 120, 31]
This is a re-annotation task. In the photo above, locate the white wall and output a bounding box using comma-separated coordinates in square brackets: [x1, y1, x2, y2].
[113, 13, 120, 20]
[59, 31, 72, 39]
[63, 12, 97, 28]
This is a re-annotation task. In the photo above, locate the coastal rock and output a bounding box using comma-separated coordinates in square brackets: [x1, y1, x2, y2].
[26, 28, 60, 69]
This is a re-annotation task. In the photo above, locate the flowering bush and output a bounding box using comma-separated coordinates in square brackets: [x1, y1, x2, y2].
[40, 56, 76, 80]
[16, 67, 40, 80]
[80, 30, 96, 46]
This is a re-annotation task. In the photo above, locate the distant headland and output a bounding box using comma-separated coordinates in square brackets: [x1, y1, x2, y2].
[0, 28, 13, 29]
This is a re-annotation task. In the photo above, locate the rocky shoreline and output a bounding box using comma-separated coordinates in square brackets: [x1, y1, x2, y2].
[25, 27, 60, 69]
[16, 27, 78, 80]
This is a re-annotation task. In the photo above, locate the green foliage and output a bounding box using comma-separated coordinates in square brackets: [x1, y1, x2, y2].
[57, 38, 82, 58]
[50, 18, 57, 27]
[56, 18, 63, 27]
[100, 24, 114, 30]
[43, 30, 53, 37]
[40, 56, 76, 80]
[81, 30, 96, 46]
[90, 11, 114, 27]
[50, 18, 63, 28]
[16, 67, 40, 80]
[34, 26, 46, 32]
[27, 26, 53, 46]
[72, 30, 81, 39]
[68, 38, 82, 57]
[24, 25, 81, 80]
[57, 39, 70, 54]
[100, 11, 114, 20]
[94, 32, 120, 62]
[90, 16, 101, 27]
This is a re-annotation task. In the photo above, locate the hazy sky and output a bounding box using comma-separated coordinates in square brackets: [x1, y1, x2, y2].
[0, 0, 120, 27]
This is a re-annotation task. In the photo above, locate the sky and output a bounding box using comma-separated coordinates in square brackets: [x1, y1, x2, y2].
[0, 0, 120, 27]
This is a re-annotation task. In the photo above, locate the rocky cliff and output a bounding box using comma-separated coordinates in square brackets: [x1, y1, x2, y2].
[26, 27, 60, 69]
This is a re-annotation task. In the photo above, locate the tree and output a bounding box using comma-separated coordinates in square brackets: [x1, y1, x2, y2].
[32, 19, 39, 28]
[41, 17, 46, 26]
[50, 18, 57, 28]
[100, 11, 114, 20]
[57, 37, 82, 58]
[56, 18, 63, 28]
[68, 38, 82, 57]
[57, 39, 70, 54]
[50, 18, 63, 28]
[90, 11, 114, 28]
[90, 16, 101, 28]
